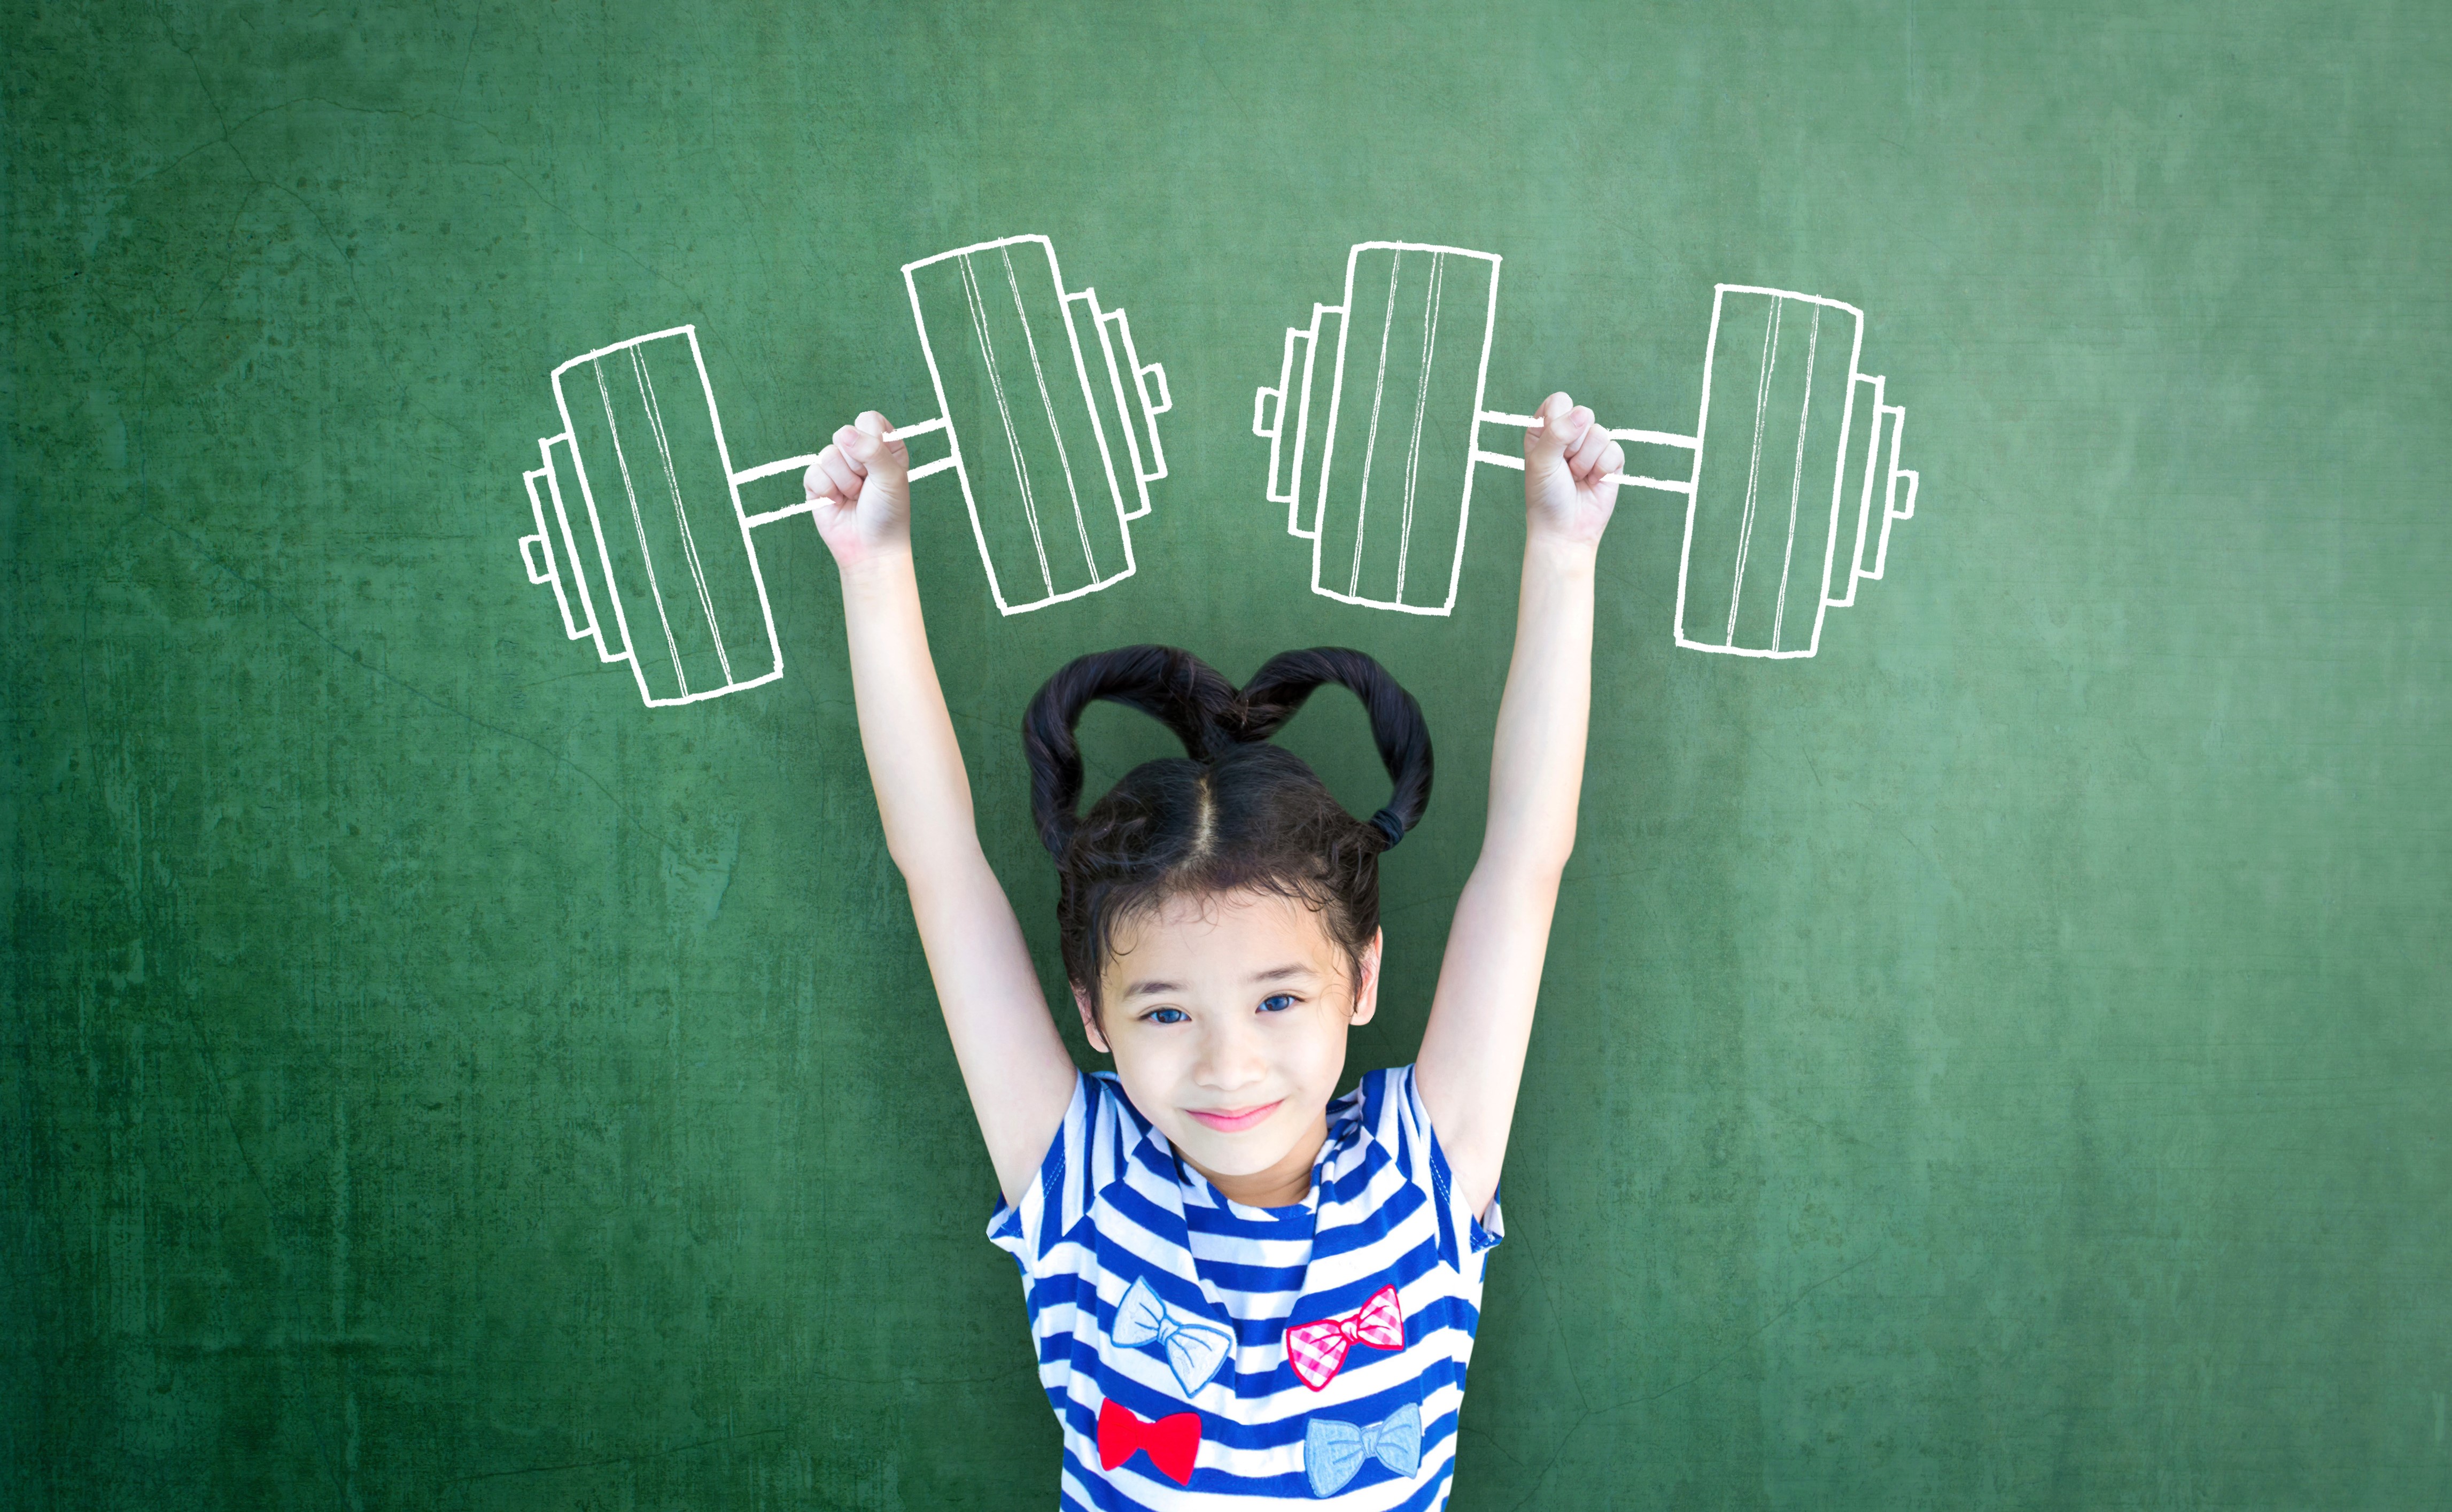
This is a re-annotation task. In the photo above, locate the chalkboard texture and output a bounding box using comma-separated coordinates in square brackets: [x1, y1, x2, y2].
[6, 2, 2448, 1507]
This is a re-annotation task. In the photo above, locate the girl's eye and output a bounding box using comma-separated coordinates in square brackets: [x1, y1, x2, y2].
[1144, 1007, 1189, 1026]
[1259, 994, 1297, 1014]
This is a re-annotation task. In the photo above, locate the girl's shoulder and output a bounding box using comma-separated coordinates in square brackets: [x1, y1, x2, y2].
[1337, 1063, 1419, 1145]
[1082, 1068, 1158, 1143]
[1331, 1064, 1505, 1262]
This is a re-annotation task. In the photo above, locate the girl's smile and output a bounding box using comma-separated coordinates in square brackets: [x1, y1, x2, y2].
[1185, 1099, 1283, 1132]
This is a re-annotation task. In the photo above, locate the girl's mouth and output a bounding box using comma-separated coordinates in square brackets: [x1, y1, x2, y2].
[1186, 1099, 1282, 1133]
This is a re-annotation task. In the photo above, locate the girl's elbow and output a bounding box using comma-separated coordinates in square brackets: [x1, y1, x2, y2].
[883, 826, 989, 893]
[1484, 818, 1578, 879]
[1543, 819, 1580, 874]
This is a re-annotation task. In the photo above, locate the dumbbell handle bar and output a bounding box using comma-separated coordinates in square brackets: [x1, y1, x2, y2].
[1253, 310, 1699, 503]
[732, 281, 1170, 533]
[518, 415, 956, 625]
[732, 416, 958, 529]
[1470, 412, 1699, 496]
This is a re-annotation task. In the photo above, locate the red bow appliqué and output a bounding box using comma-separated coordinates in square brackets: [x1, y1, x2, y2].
[1285, 1284, 1405, 1391]
[1096, 1399, 1200, 1485]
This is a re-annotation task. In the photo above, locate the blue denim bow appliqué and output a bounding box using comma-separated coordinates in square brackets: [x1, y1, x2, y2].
[1303, 1400, 1422, 1497]
[1112, 1276, 1236, 1396]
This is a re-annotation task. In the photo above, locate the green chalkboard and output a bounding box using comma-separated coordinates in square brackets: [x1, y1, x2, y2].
[7, 2, 2449, 1506]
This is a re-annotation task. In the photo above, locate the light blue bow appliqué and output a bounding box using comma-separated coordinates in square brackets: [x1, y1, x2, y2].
[1112, 1276, 1236, 1396]
[1303, 1400, 1422, 1497]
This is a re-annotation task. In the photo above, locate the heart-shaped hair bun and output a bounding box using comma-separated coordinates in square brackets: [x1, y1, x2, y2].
[1022, 646, 1431, 860]
[1019, 646, 1434, 1013]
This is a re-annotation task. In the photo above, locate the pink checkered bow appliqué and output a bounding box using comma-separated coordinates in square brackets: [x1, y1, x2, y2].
[1285, 1284, 1404, 1391]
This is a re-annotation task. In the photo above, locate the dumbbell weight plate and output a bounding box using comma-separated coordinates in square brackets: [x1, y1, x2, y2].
[1256, 243, 1503, 616]
[903, 235, 1158, 615]
[1675, 288, 1866, 660]
[534, 327, 782, 707]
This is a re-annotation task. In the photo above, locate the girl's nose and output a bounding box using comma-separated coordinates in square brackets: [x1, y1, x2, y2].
[1192, 1018, 1268, 1092]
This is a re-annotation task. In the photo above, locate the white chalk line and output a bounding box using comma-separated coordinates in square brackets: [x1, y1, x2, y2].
[632, 344, 736, 689]
[1770, 301, 1821, 654]
[1726, 296, 1783, 647]
[1824, 375, 1881, 609]
[1394, 249, 1444, 604]
[731, 417, 960, 524]
[1347, 249, 1405, 599]
[904, 236, 1161, 613]
[999, 242, 1100, 585]
[1472, 416, 1701, 492]
[592, 358, 691, 697]
[523, 436, 598, 644]
[1042, 282, 1135, 587]
[1081, 293, 1168, 516]
[1495, 413, 1703, 451]
[957, 251, 1057, 600]
[898, 235, 1165, 615]
[729, 416, 951, 491]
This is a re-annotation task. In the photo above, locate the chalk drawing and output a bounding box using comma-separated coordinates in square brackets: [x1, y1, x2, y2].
[1255, 250, 1919, 656]
[519, 325, 788, 708]
[1253, 242, 1503, 616]
[902, 234, 1171, 616]
[517, 236, 1170, 706]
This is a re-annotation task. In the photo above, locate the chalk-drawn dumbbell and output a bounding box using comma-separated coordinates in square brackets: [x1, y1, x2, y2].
[517, 234, 1171, 707]
[1252, 241, 1919, 657]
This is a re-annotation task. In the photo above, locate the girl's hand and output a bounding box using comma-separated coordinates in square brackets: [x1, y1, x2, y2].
[1521, 391, 1621, 550]
[805, 412, 912, 571]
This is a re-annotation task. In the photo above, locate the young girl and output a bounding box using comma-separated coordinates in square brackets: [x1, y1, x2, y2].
[803, 392, 1622, 1507]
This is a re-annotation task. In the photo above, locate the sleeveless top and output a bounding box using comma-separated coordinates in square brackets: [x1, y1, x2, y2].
[987, 1065, 1503, 1508]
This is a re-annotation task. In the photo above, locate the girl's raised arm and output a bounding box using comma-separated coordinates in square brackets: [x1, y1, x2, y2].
[805, 414, 1077, 1205]
[1414, 391, 1621, 1221]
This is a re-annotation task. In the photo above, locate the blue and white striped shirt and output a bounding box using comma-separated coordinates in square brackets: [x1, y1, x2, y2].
[988, 1065, 1503, 1508]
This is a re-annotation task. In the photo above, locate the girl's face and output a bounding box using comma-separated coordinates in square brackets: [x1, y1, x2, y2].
[1076, 888, 1379, 1206]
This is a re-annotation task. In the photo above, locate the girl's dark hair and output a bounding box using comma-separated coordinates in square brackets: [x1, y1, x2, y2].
[1022, 646, 1433, 1022]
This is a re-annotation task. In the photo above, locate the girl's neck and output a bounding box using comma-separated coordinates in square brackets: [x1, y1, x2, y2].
[1184, 1113, 1327, 1209]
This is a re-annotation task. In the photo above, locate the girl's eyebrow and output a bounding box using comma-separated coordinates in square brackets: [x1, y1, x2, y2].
[1122, 964, 1314, 998]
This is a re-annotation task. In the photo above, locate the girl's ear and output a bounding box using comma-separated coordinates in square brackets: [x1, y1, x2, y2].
[1347, 929, 1386, 1027]
[1073, 983, 1112, 1055]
